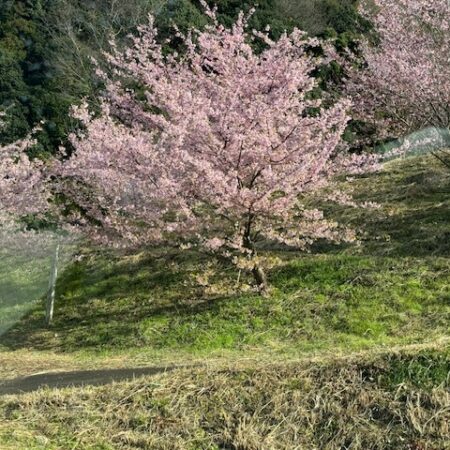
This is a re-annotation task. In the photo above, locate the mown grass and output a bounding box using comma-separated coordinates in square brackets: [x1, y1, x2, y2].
[0, 155, 449, 363]
[0, 345, 448, 449]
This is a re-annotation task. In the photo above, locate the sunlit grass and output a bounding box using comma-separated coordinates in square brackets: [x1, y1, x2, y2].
[1, 344, 448, 449]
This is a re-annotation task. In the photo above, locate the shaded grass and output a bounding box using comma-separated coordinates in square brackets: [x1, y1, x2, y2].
[316, 155, 450, 257]
[0, 345, 449, 449]
[0, 254, 52, 337]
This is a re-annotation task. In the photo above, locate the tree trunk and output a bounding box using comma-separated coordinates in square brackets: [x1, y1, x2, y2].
[242, 225, 268, 294]
[252, 264, 268, 296]
[46, 241, 60, 326]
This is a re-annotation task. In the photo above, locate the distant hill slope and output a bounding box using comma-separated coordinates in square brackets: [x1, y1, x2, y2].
[0, 0, 365, 153]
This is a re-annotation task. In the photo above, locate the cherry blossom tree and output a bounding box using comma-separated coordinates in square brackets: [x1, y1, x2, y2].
[345, 0, 450, 157]
[58, 4, 379, 292]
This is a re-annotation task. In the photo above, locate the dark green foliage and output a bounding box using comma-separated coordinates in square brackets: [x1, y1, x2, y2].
[321, 0, 371, 36]
[155, 0, 209, 49]
[0, 1, 57, 151]
[0, 0, 368, 153]
[157, 0, 369, 46]
[0, 0, 162, 152]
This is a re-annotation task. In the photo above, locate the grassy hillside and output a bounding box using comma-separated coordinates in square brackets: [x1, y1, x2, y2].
[1, 156, 449, 363]
[0, 254, 51, 338]
[0, 154, 449, 448]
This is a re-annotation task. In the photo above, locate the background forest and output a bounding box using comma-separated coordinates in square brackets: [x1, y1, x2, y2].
[0, 0, 368, 153]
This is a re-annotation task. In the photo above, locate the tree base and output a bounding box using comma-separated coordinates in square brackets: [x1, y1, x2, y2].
[252, 265, 269, 296]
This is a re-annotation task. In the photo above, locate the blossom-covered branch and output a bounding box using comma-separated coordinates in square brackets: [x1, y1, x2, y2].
[59, 6, 379, 291]
[345, 0, 450, 143]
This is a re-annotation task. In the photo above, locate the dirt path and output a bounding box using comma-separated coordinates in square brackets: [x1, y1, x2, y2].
[2, 339, 448, 396]
[0, 365, 187, 395]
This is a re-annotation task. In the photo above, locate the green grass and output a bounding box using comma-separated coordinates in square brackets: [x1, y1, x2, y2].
[0, 155, 449, 363]
[378, 347, 450, 390]
[0, 253, 51, 337]
[1, 250, 448, 358]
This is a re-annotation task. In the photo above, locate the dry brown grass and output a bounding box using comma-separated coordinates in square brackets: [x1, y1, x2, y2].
[1, 345, 449, 449]
[0, 350, 86, 380]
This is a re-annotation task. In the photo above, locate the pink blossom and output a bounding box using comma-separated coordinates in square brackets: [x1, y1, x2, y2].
[57, 8, 379, 289]
[345, 0, 450, 142]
